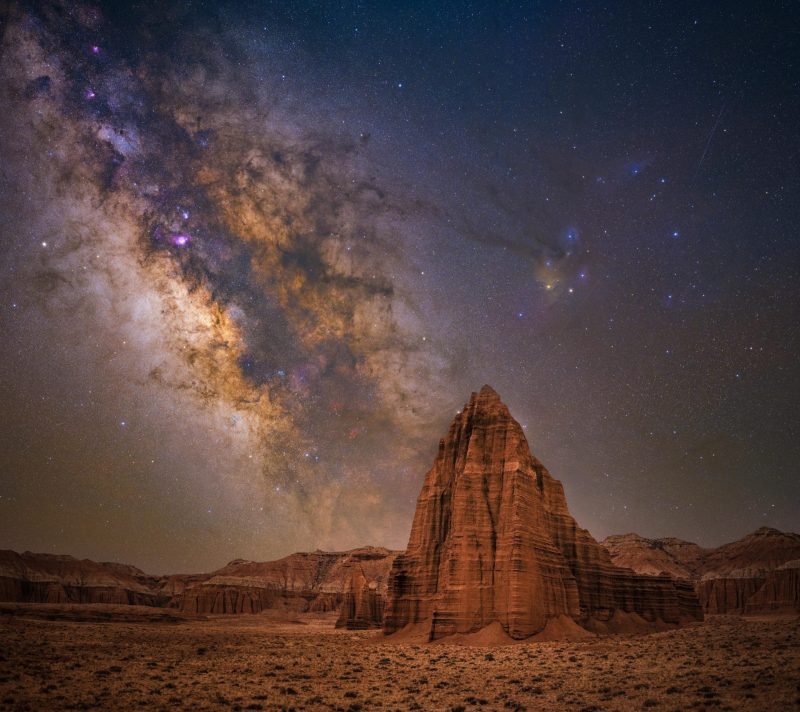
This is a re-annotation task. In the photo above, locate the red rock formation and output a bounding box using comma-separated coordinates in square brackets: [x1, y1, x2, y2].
[334, 548, 396, 628]
[601, 534, 707, 579]
[603, 527, 800, 615]
[383, 386, 703, 640]
[0, 546, 399, 619]
[335, 565, 386, 629]
[0, 550, 163, 606]
[175, 547, 398, 616]
[745, 561, 800, 615]
[703, 528, 800, 575]
[695, 573, 766, 614]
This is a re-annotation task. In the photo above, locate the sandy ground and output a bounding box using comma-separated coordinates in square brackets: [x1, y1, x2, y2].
[0, 605, 798, 711]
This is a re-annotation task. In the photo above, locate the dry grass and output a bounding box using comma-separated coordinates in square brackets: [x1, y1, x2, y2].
[0, 606, 798, 711]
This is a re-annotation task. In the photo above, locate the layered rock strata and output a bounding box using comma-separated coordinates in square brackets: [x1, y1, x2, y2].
[383, 385, 703, 640]
[335, 565, 386, 629]
[744, 561, 800, 615]
[602, 527, 800, 615]
[695, 572, 767, 614]
[0, 550, 164, 607]
[174, 547, 397, 616]
[0, 547, 399, 621]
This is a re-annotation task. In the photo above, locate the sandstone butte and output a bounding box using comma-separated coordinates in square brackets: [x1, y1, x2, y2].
[383, 385, 703, 641]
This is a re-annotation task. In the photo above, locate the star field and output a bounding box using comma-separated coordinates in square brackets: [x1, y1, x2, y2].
[0, 0, 797, 572]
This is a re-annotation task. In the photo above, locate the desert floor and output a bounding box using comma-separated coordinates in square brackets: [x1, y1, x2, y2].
[0, 605, 798, 711]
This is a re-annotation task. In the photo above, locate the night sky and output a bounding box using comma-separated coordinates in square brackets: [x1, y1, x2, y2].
[1, 1, 798, 573]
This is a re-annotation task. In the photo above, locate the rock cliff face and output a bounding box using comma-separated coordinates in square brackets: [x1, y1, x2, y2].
[0, 547, 398, 621]
[0, 550, 164, 607]
[176, 547, 397, 616]
[695, 573, 767, 614]
[601, 534, 707, 579]
[383, 386, 703, 641]
[335, 566, 386, 629]
[744, 561, 800, 615]
[602, 528, 800, 615]
[176, 551, 340, 615]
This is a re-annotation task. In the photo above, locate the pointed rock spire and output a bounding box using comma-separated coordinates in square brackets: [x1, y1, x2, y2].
[477, 383, 500, 399]
[384, 387, 703, 640]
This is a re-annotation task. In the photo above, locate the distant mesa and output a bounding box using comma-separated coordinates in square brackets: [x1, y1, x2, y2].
[602, 527, 800, 616]
[0, 550, 166, 607]
[176, 546, 398, 616]
[0, 547, 399, 618]
[382, 385, 703, 642]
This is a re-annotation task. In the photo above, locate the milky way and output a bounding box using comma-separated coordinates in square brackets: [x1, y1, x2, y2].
[0, 1, 459, 567]
[1, 1, 798, 571]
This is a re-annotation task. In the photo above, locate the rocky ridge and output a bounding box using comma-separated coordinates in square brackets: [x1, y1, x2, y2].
[177, 547, 398, 615]
[0, 547, 399, 620]
[0, 550, 165, 607]
[602, 527, 800, 615]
